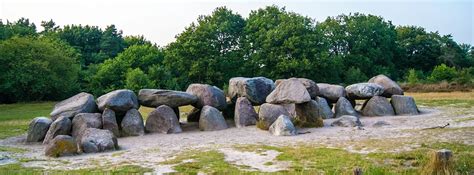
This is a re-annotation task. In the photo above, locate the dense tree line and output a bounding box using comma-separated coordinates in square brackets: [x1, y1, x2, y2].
[1, 6, 473, 103]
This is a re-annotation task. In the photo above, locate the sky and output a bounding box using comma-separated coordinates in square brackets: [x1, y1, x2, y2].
[1, 0, 473, 46]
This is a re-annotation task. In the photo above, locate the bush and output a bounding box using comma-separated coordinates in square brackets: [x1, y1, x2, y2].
[428, 64, 457, 82]
[406, 69, 421, 85]
[455, 67, 473, 85]
[124, 68, 154, 93]
[344, 67, 368, 84]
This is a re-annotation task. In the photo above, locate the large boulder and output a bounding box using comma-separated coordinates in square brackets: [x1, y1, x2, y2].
[275, 78, 319, 99]
[362, 96, 395, 116]
[50, 92, 97, 121]
[138, 89, 197, 108]
[316, 97, 334, 119]
[266, 78, 311, 104]
[27, 117, 52, 142]
[334, 97, 358, 118]
[187, 107, 201, 122]
[295, 100, 324, 127]
[390, 95, 419, 115]
[145, 105, 182, 134]
[186, 84, 227, 110]
[43, 116, 72, 144]
[234, 97, 257, 128]
[71, 113, 102, 140]
[199, 106, 228, 131]
[317, 83, 346, 103]
[257, 103, 291, 130]
[102, 108, 120, 137]
[44, 135, 77, 157]
[97, 89, 139, 112]
[120, 109, 145, 137]
[269, 115, 297, 136]
[228, 77, 275, 105]
[79, 128, 118, 153]
[368, 74, 404, 97]
[331, 115, 361, 127]
[345, 83, 384, 100]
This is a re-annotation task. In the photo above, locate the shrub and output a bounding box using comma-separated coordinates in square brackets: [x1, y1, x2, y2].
[344, 67, 368, 84]
[124, 68, 154, 93]
[406, 69, 421, 85]
[455, 67, 473, 85]
[428, 64, 457, 82]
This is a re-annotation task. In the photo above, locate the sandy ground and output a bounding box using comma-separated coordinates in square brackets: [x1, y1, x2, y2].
[0, 105, 473, 173]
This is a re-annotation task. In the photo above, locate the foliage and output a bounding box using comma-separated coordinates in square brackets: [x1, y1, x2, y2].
[428, 64, 457, 82]
[344, 67, 368, 84]
[407, 69, 422, 85]
[125, 68, 154, 93]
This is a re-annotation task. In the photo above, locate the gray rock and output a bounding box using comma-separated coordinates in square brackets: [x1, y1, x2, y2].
[269, 115, 297, 136]
[145, 105, 182, 134]
[50, 92, 97, 121]
[79, 128, 118, 153]
[97, 89, 139, 112]
[317, 83, 346, 103]
[257, 103, 291, 130]
[372, 120, 390, 127]
[199, 106, 228, 131]
[120, 109, 144, 137]
[228, 77, 275, 105]
[138, 89, 198, 108]
[316, 97, 334, 119]
[331, 115, 361, 127]
[390, 95, 419, 115]
[295, 100, 324, 127]
[334, 97, 358, 118]
[362, 96, 395, 116]
[266, 78, 311, 104]
[102, 108, 120, 137]
[234, 97, 257, 128]
[44, 135, 77, 157]
[275, 78, 319, 99]
[43, 116, 72, 144]
[27, 117, 52, 142]
[368, 74, 404, 97]
[345, 83, 384, 100]
[186, 84, 227, 110]
[71, 113, 102, 140]
[187, 107, 201, 122]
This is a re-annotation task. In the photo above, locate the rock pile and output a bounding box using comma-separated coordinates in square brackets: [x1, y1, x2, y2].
[26, 74, 419, 157]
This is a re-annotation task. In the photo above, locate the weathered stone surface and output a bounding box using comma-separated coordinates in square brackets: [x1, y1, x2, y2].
[269, 115, 297, 136]
[372, 120, 390, 127]
[368, 74, 404, 97]
[27, 117, 52, 142]
[228, 77, 275, 105]
[331, 115, 361, 127]
[316, 97, 334, 119]
[121, 109, 144, 137]
[362, 96, 395, 116]
[43, 116, 72, 144]
[138, 89, 198, 108]
[79, 128, 118, 153]
[317, 83, 346, 103]
[345, 83, 384, 99]
[276, 78, 319, 99]
[199, 106, 228, 131]
[102, 108, 120, 137]
[145, 105, 182, 134]
[234, 97, 257, 128]
[71, 113, 102, 140]
[390, 95, 419, 115]
[45, 135, 77, 157]
[334, 97, 359, 118]
[97, 89, 139, 112]
[295, 100, 324, 127]
[187, 107, 201, 122]
[186, 84, 227, 110]
[257, 103, 291, 130]
[50, 92, 97, 121]
[266, 78, 311, 104]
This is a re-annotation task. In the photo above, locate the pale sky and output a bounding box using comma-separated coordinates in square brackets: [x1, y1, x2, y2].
[1, 0, 473, 46]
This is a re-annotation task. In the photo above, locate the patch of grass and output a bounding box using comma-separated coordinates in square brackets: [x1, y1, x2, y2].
[455, 117, 474, 123]
[162, 150, 242, 174]
[406, 92, 474, 108]
[0, 163, 153, 174]
[0, 102, 54, 139]
[0, 146, 27, 153]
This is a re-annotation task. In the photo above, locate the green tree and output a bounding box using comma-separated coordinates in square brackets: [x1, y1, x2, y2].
[125, 68, 154, 93]
[406, 68, 421, 85]
[0, 36, 80, 102]
[124, 35, 152, 47]
[0, 18, 37, 40]
[428, 64, 457, 82]
[344, 67, 368, 84]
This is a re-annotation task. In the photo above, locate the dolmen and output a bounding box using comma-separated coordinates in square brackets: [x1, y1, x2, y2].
[25, 74, 420, 157]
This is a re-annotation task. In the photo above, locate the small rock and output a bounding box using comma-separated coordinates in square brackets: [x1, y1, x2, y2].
[199, 106, 228, 131]
[368, 74, 404, 97]
[266, 78, 311, 104]
[362, 96, 395, 116]
[334, 97, 359, 118]
[295, 100, 324, 127]
[97, 89, 139, 112]
[317, 83, 346, 103]
[145, 105, 182, 134]
[390, 95, 419, 115]
[121, 109, 145, 137]
[345, 83, 384, 99]
[228, 77, 275, 105]
[331, 115, 361, 127]
[186, 84, 227, 110]
[79, 128, 118, 153]
[269, 115, 297, 136]
[27, 117, 52, 142]
[50, 92, 97, 121]
[44, 135, 77, 157]
[102, 108, 120, 137]
[234, 97, 257, 128]
[316, 97, 334, 119]
[138, 89, 198, 108]
[257, 103, 291, 130]
[43, 116, 72, 144]
[372, 121, 390, 127]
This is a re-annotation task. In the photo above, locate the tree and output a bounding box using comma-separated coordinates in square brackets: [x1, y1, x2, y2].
[0, 36, 80, 102]
[344, 67, 368, 84]
[124, 35, 153, 47]
[125, 68, 154, 93]
[0, 18, 37, 40]
[100, 25, 126, 59]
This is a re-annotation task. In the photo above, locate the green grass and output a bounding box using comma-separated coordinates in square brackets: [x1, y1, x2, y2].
[162, 150, 243, 174]
[0, 146, 27, 153]
[0, 102, 54, 139]
[416, 99, 474, 108]
[0, 163, 153, 174]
